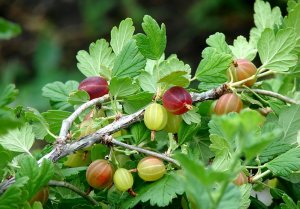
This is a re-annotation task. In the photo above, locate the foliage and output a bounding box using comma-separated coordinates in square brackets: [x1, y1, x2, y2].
[0, 1, 300, 208]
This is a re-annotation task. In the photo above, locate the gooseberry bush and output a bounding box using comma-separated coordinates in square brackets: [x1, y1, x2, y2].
[1, 0, 300, 208]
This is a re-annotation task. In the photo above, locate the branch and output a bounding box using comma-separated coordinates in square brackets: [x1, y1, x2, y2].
[48, 180, 99, 206]
[237, 88, 300, 105]
[104, 135, 180, 167]
[58, 95, 110, 143]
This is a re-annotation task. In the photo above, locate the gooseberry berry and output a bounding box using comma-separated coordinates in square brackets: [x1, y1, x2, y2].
[228, 59, 257, 87]
[137, 156, 166, 181]
[233, 172, 248, 186]
[64, 151, 91, 167]
[113, 168, 134, 191]
[86, 160, 114, 189]
[144, 103, 167, 131]
[29, 187, 49, 205]
[214, 93, 243, 115]
[164, 111, 182, 133]
[162, 86, 192, 115]
[78, 76, 109, 100]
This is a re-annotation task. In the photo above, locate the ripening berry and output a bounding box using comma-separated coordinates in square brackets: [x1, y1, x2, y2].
[137, 156, 166, 181]
[228, 59, 257, 87]
[86, 160, 114, 189]
[214, 93, 243, 115]
[78, 76, 109, 100]
[162, 86, 193, 115]
[29, 187, 49, 205]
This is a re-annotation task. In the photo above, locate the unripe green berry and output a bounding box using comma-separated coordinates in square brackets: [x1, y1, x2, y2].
[137, 156, 166, 181]
[113, 168, 134, 191]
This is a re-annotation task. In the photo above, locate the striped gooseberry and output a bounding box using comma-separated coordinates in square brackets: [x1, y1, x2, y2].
[164, 111, 182, 133]
[137, 156, 166, 181]
[228, 59, 257, 87]
[214, 93, 243, 115]
[86, 160, 114, 189]
[78, 76, 109, 100]
[113, 168, 134, 191]
[144, 103, 167, 131]
[162, 86, 192, 115]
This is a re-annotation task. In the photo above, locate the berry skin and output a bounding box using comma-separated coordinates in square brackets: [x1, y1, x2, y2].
[233, 172, 248, 186]
[229, 59, 257, 87]
[64, 151, 91, 167]
[144, 103, 168, 131]
[164, 111, 182, 133]
[78, 76, 109, 100]
[214, 93, 243, 115]
[86, 160, 114, 189]
[113, 168, 134, 192]
[162, 86, 192, 115]
[29, 187, 49, 205]
[137, 156, 166, 181]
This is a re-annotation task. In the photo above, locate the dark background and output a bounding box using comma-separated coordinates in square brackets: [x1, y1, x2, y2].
[0, 0, 287, 110]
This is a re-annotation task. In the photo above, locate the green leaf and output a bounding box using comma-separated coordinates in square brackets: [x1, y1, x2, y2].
[206, 32, 232, 55]
[31, 202, 43, 209]
[109, 77, 139, 98]
[76, 39, 115, 79]
[24, 107, 53, 140]
[0, 178, 28, 209]
[280, 194, 300, 209]
[130, 122, 150, 145]
[216, 184, 241, 209]
[16, 156, 54, 199]
[229, 36, 257, 61]
[0, 124, 34, 155]
[42, 110, 72, 135]
[68, 90, 89, 105]
[112, 40, 146, 78]
[110, 18, 135, 55]
[158, 55, 191, 87]
[278, 105, 300, 144]
[239, 184, 252, 209]
[138, 71, 157, 93]
[182, 108, 201, 125]
[135, 15, 166, 60]
[178, 122, 199, 145]
[258, 28, 298, 72]
[250, 0, 282, 45]
[210, 134, 232, 171]
[0, 109, 23, 135]
[0, 18, 21, 40]
[42, 81, 79, 110]
[123, 92, 153, 114]
[284, 4, 300, 54]
[195, 48, 232, 83]
[266, 148, 300, 176]
[121, 172, 184, 209]
[0, 84, 18, 107]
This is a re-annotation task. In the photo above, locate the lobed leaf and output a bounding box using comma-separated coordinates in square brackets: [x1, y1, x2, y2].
[42, 81, 79, 110]
[110, 18, 135, 55]
[109, 77, 139, 98]
[0, 124, 34, 155]
[229, 36, 257, 61]
[121, 172, 184, 209]
[76, 39, 115, 79]
[258, 28, 298, 72]
[112, 40, 146, 78]
[135, 15, 166, 60]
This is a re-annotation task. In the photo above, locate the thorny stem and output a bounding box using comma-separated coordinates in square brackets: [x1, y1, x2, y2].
[250, 170, 272, 183]
[48, 180, 99, 206]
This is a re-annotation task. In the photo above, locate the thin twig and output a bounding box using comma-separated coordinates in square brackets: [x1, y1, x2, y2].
[237, 88, 300, 105]
[48, 180, 99, 206]
[58, 95, 110, 142]
[106, 136, 180, 167]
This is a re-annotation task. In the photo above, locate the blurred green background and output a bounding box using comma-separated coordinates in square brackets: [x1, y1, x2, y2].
[0, 0, 287, 111]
